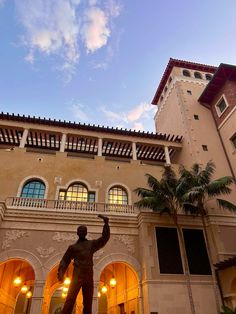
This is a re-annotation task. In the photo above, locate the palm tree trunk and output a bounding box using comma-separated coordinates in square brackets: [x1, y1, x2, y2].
[201, 212, 222, 312]
[174, 218, 196, 314]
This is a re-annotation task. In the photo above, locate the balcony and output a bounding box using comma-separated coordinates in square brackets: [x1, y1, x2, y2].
[6, 197, 136, 216]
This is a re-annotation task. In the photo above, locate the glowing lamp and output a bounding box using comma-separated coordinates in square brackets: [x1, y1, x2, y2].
[26, 291, 32, 299]
[64, 277, 71, 286]
[21, 285, 28, 293]
[13, 276, 22, 287]
[62, 292, 67, 298]
[98, 291, 101, 298]
[62, 286, 69, 293]
[109, 277, 117, 288]
[101, 285, 107, 294]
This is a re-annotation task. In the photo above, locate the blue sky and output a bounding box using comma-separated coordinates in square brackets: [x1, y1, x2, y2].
[1, 0, 236, 132]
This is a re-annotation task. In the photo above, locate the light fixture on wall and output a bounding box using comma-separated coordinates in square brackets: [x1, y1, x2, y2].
[13, 276, 22, 287]
[98, 291, 101, 298]
[21, 284, 29, 294]
[101, 284, 107, 294]
[62, 286, 69, 293]
[13, 262, 23, 287]
[64, 277, 71, 286]
[62, 292, 67, 298]
[109, 277, 117, 288]
[26, 290, 32, 299]
[109, 264, 117, 288]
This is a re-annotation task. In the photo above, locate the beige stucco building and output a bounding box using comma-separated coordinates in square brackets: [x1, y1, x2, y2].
[0, 59, 235, 314]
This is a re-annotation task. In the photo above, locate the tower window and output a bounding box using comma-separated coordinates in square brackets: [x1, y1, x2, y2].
[164, 86, 168, 93]
[230, 134, 236, 149]
[205, 74, 212, 80]
[187, 90, 192, 95]
[183, 69, 191, 77]
[168, 76, 172, 84]
[202, 145, 208, 151]
[194, 72, 202, 79]
[215, 96, 228, 116]
[194, 114, 199, 120]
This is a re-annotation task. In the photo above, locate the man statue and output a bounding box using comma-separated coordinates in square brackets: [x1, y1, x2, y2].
[57, 214, 110, 314]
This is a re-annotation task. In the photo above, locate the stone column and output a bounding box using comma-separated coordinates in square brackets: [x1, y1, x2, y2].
[97, 138, 103, 157]
[132, 142, 137, 160]
[164, 145, 171, 165]
[19, 129, 29, 148]
[30, 280, 45, 314]
[60, 133, 67, 152]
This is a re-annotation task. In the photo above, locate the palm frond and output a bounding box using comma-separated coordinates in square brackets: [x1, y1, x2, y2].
[207, 176, 234, 197]
[217, 199, 236, 212]
[145, 174, 162, 193]
[182, 202, 199, 215]
[134, 187, 155, 198]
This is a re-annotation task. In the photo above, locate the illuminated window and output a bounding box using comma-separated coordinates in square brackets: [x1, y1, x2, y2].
[59, 183, 95, 202]
[21, 180, 45, 199]
[108, 186, 128, 205]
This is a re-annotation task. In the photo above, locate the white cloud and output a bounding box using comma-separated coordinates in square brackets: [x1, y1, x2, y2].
[82, 7, 110, 53]
[70, 103, 88, 122]
[15, 0, 122, 79]
[106, 0, 122, 17]
[101, 102, 155, 131]
[16, 0, 80, 75]
[127, 102, 154, 122]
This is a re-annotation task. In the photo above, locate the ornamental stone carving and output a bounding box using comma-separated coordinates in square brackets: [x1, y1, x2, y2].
[113, 235, 135, 255]
[36, 247, 55, 258]
[2, 230, 29, 250]
[52, 232, 92, 242]
[94, 249, 104, 261]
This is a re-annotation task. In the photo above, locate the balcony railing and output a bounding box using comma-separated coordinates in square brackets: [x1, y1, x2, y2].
[6, 197, 136, 215]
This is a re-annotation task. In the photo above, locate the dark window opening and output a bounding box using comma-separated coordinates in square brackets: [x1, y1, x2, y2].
[194, 72, 202, 79]
[183, 229, 211, 275]
[217, 98, 227, 114]
[194, 115, 199, 120]
[187, 90, 192, 95]
[183, 69, 191, 77]
[168, 76, 172, 84]
[164, 86, 168, 93]
[230, 134, 236, 149]
[202, 145, 208, 151]
[206, 74, 212, 81]
[156, 227, 183, 274]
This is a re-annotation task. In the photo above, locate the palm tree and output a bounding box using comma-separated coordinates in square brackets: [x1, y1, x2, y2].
[180, 160, 236, 311]
[134, 166, 196, 314]
[220, 306, 236, 314]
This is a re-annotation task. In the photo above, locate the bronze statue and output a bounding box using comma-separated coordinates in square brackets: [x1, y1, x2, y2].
[57, 214, 110, 314]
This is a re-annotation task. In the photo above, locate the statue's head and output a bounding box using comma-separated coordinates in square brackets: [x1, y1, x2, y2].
[77, 225, 87, 240]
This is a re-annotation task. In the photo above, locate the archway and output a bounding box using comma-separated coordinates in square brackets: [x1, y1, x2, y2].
[0, 259, 35, 313]
[98, 262, 139, 314]
[42, 263, 83, 314]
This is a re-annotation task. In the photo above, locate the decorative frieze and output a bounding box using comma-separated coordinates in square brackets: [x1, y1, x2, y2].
[113, 235, 135, 255]
[36, 247, 55, 258]
[2, 230, 29, 250]
[52, 232, 92, 242]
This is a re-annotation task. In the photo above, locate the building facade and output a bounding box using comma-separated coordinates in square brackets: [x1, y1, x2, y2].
[0, 59, 235, 314]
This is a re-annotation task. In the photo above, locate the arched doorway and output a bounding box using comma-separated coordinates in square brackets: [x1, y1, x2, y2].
[42, 263, 83, 314]
[0, 259, 35, 313]
[98, 262, 139, 314]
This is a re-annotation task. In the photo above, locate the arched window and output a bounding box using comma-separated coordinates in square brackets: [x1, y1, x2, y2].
[21, 180, 45, 199]
[194, 72, 202, 79]
[59, 183, 95, 202]
[108, 186, 128, 205]
[183, 69, 191, 77]
[205, 74, 212, 81]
